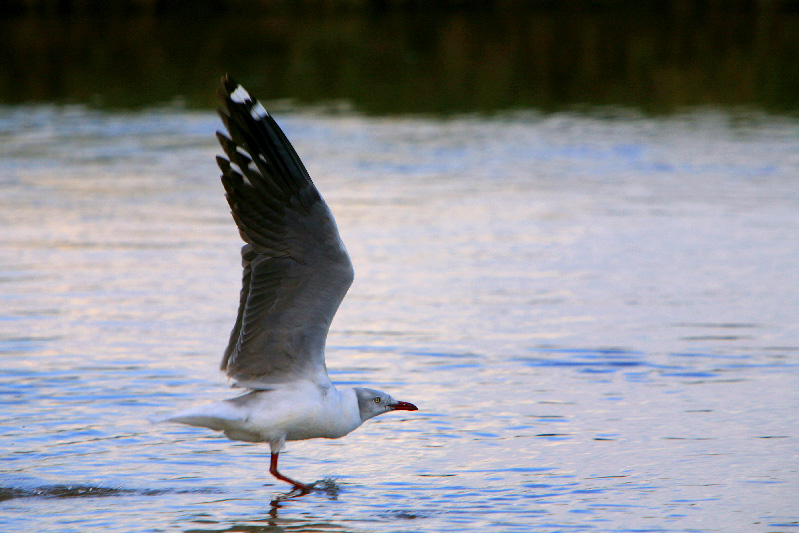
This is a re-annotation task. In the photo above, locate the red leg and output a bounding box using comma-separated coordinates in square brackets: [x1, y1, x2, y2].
[270, 452, 312, 492]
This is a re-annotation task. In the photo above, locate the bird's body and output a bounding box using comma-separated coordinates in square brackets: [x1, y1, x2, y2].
[162, 383, 361, 447]
[156, 77, 417, 491]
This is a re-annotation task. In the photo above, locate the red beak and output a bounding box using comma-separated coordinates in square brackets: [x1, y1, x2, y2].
[390, 401, 418, 411]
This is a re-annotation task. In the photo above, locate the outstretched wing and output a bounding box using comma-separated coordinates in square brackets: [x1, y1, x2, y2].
[216, 76, 354, 388]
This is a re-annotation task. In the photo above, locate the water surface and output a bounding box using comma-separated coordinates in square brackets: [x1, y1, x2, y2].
[1, 105, 798, 532]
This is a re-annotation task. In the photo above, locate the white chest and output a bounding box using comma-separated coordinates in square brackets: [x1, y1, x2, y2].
[245, 385, 362, 442]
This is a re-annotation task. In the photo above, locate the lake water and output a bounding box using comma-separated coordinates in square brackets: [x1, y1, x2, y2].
[1, 104, 798, 532]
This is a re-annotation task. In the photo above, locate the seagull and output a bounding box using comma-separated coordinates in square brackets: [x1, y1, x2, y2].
[157, 76, 418, 491]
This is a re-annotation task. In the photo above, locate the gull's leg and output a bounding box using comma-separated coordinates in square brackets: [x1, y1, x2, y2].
[270, 452, 312, 492]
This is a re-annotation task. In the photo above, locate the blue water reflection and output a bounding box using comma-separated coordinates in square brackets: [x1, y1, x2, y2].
[0, 105, 797, 532]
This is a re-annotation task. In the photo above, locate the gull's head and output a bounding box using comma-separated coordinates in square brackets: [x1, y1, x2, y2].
[354, 387, 418, 423]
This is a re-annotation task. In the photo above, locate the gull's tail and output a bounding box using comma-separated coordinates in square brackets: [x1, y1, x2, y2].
[149, 401, 261, 442]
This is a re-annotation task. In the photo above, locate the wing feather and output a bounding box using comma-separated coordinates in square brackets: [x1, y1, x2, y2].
[216, 76, 354, 388]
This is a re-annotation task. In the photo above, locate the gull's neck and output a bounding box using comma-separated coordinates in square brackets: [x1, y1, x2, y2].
[329, 386, 364, 437]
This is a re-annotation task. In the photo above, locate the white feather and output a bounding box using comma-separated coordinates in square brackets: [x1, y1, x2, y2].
[230, 85, 251, 104]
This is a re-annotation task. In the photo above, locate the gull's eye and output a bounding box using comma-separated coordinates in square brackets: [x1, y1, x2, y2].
[373, 397, 381, 404]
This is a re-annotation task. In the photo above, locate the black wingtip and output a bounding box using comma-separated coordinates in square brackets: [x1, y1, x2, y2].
[222, 74, 239, 96]
[215, 155, 231, 173]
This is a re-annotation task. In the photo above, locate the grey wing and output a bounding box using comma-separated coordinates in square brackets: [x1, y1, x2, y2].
[216, 76, 354, 388]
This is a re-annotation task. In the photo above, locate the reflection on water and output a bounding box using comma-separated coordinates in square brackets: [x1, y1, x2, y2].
[1, 104, 798, 532]
[1, 7, 799, 114]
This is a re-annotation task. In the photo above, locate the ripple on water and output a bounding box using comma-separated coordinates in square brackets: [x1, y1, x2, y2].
[0, 107, 798, 532]
[0, 484, 224, 502]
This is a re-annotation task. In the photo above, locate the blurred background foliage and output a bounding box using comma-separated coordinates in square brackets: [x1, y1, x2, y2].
[1, 0, 798, 114]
